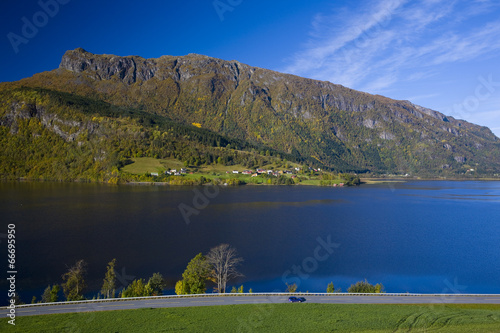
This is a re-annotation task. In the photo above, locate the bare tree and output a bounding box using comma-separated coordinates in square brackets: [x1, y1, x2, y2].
[206, 244, 243, 293]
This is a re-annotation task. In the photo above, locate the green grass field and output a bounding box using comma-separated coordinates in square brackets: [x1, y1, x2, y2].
[121, 157, 169, 175]
[8, 304, 500, 332]
[122, 157, 283, 176]
[121, 157, 339, 186]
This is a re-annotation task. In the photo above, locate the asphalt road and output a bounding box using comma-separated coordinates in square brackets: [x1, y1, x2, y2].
[4, 294, 500, 317]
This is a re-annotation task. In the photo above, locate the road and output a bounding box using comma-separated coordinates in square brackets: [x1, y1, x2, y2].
[3, 294, 500, 317]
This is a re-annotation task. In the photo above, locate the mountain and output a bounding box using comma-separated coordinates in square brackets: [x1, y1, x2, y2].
[1, 48, 500, 180]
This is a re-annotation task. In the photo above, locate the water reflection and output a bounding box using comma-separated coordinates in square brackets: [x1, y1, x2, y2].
[1, 180, 499, 304]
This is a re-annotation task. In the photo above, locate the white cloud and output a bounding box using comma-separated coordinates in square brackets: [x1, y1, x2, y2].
[282, 0, 500, 96]
[283, 0, 407, 77]
[427, 22, 500, 65]
[405, 93, 441, 102]
[407, 71, 438, 82]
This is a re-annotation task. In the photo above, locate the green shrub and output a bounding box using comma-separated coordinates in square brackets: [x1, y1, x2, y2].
[347, 279, 384, 293]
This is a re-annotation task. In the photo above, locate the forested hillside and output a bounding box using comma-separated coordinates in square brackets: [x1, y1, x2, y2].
[1, 48, 500, 180]
[0, 87, 297, 182]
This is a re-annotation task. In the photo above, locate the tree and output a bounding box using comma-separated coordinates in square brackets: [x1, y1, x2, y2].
[347, 279, 384, 293]
[41, 286, 52, 303]
[101, 258, 117, 299]
[176, 253, 212, 294]
[286, 283, 297, 293]
[122, 279, 153, 298]
[147, 272, 166, 295]
[341, 173, 361, 186]
[62, 259, 87, 301]
[175, 280, 187, 295]
[230, 285, 244, 293]
[50, 285, 61, 302]
[206, 244, 243, 293]
[42, 285, 61, 303]
[327, 282, 335, 293]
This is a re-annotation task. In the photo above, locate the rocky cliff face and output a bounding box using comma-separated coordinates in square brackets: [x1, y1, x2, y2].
[58, 48, 396, 117]
[58, 49, 495, 137]
[60, 48, 252, 85]
[0, 99, 99, 142]
[9, 48, 500, 174]
[60, 48, 156, 84]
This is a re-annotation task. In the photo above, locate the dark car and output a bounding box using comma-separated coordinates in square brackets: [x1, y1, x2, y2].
[288, 297, 306, 303]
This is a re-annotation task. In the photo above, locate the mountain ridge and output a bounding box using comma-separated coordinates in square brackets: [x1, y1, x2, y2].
[55, 49, 497, 140]
[57, 48, 488, 129]
[1, 48, 500, 178]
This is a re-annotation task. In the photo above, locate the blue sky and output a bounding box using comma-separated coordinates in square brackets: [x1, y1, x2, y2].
[2, 0, 500, 136]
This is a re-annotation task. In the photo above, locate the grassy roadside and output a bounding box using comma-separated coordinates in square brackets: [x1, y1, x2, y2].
[8, 303, 500, 332]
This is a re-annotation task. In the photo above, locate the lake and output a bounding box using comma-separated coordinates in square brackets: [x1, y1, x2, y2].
[1, 180, 499, 303]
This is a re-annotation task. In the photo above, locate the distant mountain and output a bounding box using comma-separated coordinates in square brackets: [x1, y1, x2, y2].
[1, 48, 499, 180]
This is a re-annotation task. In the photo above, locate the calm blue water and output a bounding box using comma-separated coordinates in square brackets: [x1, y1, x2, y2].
[1, 180, 499, 303]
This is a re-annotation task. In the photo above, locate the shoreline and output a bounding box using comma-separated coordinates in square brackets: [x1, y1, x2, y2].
[123, 176, 500, 187]
[1, 177, 499, 188]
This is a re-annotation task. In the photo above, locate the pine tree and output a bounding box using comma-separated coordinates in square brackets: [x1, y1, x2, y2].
[41, 286, 52, 303]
